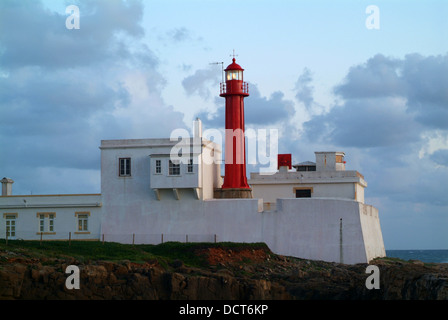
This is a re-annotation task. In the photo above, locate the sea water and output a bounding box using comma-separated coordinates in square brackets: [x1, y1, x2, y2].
[386, 249, 448, 263]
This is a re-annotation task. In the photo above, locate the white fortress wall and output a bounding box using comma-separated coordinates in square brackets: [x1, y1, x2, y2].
[260, 198, 370, 264]
[358, 203, 386, 262]
[100, 193, 381, 264]
[100, 196, 263, 244]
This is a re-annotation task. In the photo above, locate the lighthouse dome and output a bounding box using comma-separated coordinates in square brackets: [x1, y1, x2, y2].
[225, 58, 244, 71]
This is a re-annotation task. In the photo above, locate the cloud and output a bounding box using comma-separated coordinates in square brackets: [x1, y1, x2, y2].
[0, 0, 147, 70]
[303, 97, 422, 148]
[334, 54, 405, 99]
[298, 52, 448, 214]
[294, 68, 314, 109]
[0, 0, 186, 195]
[333, 53, 448, 129]
[402, 53, 448, 129]
[303, 53, 448, 148]
[167, 27, 191, 42]
[182, 65, 221, 100]
[430, 149, 448, 167]
[194, 82, 295, 128]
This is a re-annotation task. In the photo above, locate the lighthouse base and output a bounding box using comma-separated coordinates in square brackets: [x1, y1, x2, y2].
[214, 188, 253, 199]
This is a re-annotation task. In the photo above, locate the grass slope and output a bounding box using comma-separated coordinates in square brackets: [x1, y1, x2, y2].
[0, 239, 270, 268]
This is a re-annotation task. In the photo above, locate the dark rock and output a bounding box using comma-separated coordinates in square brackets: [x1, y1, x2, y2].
[0, 248, 447, 300]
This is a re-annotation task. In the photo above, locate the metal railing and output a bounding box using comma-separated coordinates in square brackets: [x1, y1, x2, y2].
[220, 82, 249, 95]
[0, 230, 218, 246]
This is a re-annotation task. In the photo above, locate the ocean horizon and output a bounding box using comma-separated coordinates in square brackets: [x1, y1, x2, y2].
[386, 249, 448, 263]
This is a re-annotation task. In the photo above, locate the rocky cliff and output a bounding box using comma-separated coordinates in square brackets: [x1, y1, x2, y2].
[1, 244, 447, 300]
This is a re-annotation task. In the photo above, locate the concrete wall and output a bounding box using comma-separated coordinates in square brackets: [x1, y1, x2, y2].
[100, 195, 263, 244]
[251, 182, 359, 203]
[358, 203, 386, 261]
[260, 198, 385, 264]
[100, 193, 385, 264]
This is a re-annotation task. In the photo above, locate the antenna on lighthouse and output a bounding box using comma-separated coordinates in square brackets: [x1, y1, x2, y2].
[230, 49, 238, 60]
[209, 61, 224, 83]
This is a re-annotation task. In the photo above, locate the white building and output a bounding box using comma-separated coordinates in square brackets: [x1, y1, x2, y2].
[0, 121, 386, 264]
[249, 151, 367, 209]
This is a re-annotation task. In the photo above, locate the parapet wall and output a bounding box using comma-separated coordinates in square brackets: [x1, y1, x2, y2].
[260, 198, 385, 264]
[100, 196, 385, 264]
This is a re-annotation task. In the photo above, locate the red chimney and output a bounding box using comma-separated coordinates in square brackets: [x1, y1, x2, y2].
[278, 154, 292, 170]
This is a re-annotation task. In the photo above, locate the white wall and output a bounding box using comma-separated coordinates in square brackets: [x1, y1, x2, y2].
[251, 182, 358, 203]
[0, 194, 102, 240]
[100, 192, 385, 264]
[358, 203, 386, 261]
[261, 198, 385, 264]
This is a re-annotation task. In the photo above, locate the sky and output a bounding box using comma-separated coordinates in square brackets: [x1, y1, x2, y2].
[0, 0, 447, 250]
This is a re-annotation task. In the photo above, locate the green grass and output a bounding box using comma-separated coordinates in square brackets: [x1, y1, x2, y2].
[139, 241, 270, 268]
[0, 239, 270, 268]
[0, 239, 154, 262]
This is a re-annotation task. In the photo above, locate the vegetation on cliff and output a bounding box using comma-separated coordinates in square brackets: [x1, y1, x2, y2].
[0, 240, 447, 300]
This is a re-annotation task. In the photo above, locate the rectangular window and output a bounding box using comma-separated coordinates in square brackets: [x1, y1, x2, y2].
[187, 158, 194, 173]
[78, 214, 88, 231]
[119, 158, 131, 176]
[295, 189, 312, 198]
[5, 214, 16, 238]
[169, 160, 180, 176]
[75, 212, 90, 233]
[48, 214, 54, 232]
[37, 213, 56, 233]
[155, 160, 162, 174]
[39, 214, 45, 232]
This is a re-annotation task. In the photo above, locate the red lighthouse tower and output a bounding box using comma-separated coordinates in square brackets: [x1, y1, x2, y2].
[216, 57, 252, 198]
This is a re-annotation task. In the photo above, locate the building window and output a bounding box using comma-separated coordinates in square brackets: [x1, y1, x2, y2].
[155, 160, 162, 174]
[75, 212, 90, 234]
[297, 165, 316, 171]
[295, 189, 312, 198]
[4, 214, 17, 238]
[37, 212, 56, 233]
[169, 160, 180, 176]
[78, 214, 88, 231]
[39, 214, 44, 232]
[187, 158, 194, 173]
[119, 158, 131, 176]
